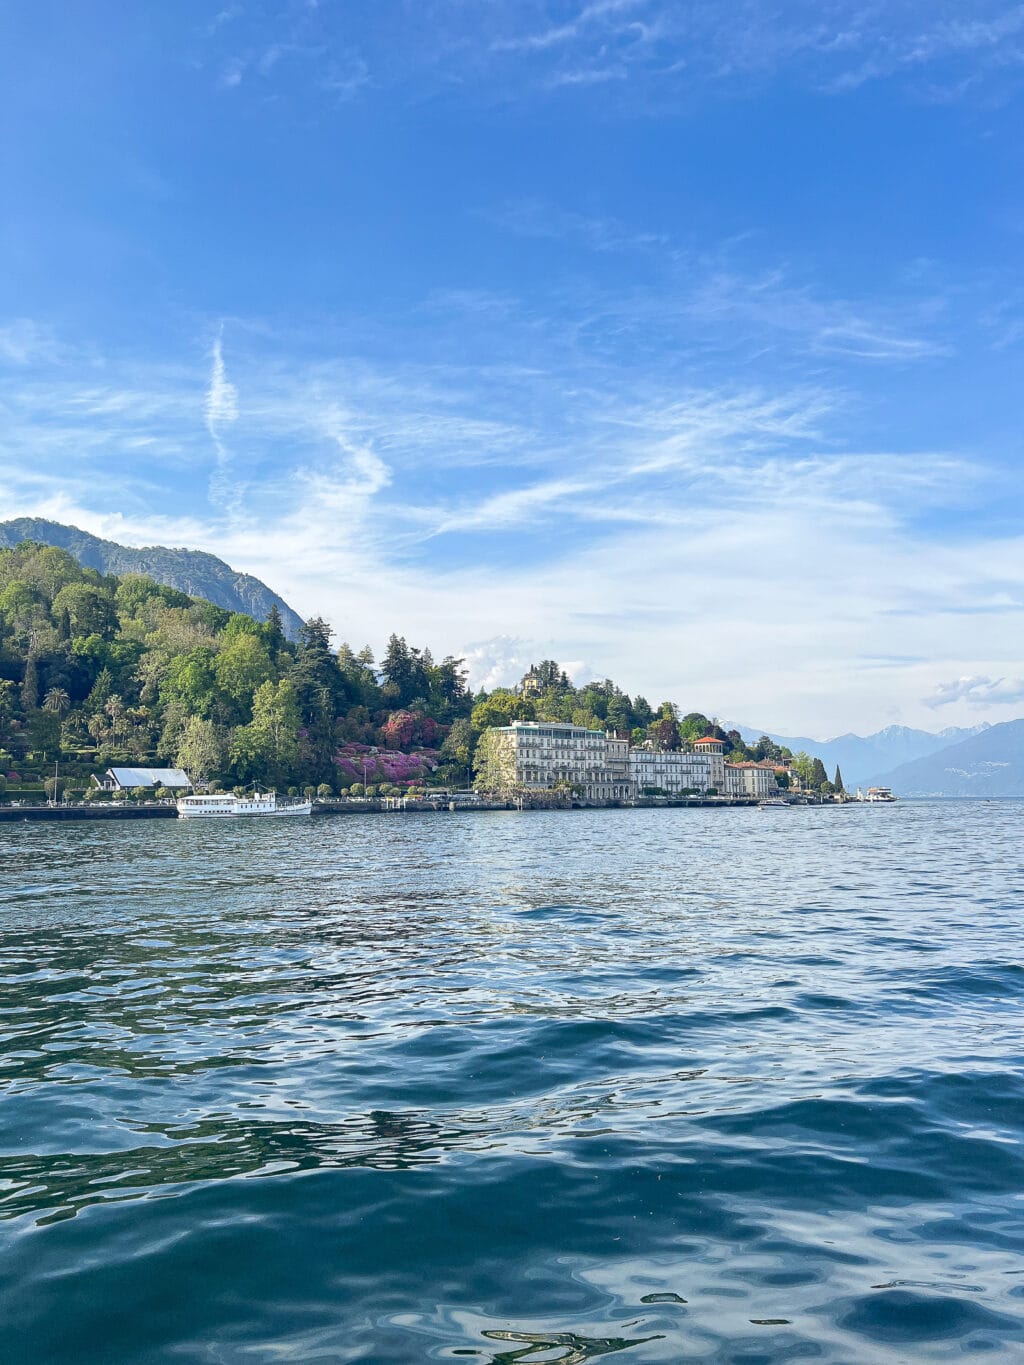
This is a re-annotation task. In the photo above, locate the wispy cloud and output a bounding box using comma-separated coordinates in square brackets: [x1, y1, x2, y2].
[1, 285, 1019, 734]
[194, 1, 1024, 115]
[0, 320, 61, 366]
[485, 198, 667, 253]
[688, 268, 951, 363]
[205, 331, 240, 513]
[491, 0, 649, 55]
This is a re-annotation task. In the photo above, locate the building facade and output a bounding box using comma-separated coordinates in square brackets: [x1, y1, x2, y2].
[691, 736, 727, 791]
[488, 722, 633, 801]
[629, 749, 714, 796]
[724, 761, 780, 798]
[479, 725, 782, 803]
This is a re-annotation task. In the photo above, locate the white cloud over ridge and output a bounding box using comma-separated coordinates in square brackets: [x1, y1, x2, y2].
[925, 675, 1024, 708]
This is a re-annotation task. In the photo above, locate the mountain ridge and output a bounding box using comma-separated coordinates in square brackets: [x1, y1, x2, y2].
[864, 718, 1024, 795]
[0, 518, 304, 638]
[727, 720, 992, 787]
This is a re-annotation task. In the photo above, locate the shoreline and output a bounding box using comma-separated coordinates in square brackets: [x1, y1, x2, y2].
[0, 795, 836, 822]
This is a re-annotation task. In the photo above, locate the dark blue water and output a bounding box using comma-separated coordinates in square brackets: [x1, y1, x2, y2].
[2, 802, 1023, 1361]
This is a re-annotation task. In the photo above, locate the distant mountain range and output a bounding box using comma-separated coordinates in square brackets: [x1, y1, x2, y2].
[0, 518, 303, 638]
[730, 721, 992, 788]
[862, 719, 1024, 796]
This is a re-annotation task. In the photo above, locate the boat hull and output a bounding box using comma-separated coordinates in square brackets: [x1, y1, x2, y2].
[176, 799, 313, 819]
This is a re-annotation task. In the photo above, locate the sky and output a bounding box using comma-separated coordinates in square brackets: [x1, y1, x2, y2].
[2, 0, 1024, 737]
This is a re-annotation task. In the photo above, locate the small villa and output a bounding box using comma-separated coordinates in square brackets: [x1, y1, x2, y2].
[92, 767, 192, 792]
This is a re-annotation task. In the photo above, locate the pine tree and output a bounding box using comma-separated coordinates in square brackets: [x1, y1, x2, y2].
[265, 604, 285, 659]
[86, 666, 114, 714]
[834, 765, 845, 793]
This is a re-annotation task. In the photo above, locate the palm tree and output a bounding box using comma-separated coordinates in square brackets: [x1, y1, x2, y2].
[43, 687, 71, 716]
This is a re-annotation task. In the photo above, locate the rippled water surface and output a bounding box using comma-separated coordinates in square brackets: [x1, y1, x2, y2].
[2, 802, 1023, 1362]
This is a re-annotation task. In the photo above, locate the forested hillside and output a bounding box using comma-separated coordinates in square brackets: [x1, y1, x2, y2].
[0, 518, 303, 638]
[0, 540, 809, 798]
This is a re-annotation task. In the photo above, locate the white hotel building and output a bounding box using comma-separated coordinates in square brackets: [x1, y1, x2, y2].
[484, 727, 783, 802]
[488, 721, 634, 802]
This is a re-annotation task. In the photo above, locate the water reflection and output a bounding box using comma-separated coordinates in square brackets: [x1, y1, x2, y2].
[481, 1328, 662, 1362]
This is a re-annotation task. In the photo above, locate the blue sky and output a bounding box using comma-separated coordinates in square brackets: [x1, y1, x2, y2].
[2, 1, 1024, 734]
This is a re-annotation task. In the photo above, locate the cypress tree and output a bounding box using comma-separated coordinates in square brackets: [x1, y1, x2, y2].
[20, 654, 39, 711]
[834, 765, 845, 793]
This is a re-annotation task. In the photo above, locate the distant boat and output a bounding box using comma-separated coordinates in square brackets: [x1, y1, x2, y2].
[177, 791, 312, 819]
[758, 798, 788, 808]
[862, 786, 897, 803]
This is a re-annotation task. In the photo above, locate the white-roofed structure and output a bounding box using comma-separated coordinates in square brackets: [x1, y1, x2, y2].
[94, 767, 192, 792]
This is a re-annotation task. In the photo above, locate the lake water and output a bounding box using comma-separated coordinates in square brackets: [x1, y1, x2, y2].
[1, 802, 1023, 1362]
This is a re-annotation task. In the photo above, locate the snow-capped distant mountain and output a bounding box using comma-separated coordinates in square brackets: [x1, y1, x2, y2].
[726, 722, 992, 788]
[867, 719, 1024, 796]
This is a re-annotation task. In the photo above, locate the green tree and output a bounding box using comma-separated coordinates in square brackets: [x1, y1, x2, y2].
[471, 690, 536, 731]
[264, 604, 286, 659]
[439, 717, 474, 776]
[0, 679, 14, 735]
[791, 752, 815, 786]
[29, 709, 61, 759]
[427, 654, 471, 719]
[230, 679, 301, 787]
[43, 687, 70, 716]
[632, 696, 654, 727]
[472, 729, 519, 798]
[834, 765, 845, 793]
[20, 654, 39, 711]
[52, 583, 117, 639]
[160, 648, 217, 716]
[214, 631, 274, 712]
[175, 716, 225, 786]
[380, 634, 419, 706]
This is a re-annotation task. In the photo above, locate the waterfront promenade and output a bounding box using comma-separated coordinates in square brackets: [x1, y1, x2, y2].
[0, 794, 824, 822]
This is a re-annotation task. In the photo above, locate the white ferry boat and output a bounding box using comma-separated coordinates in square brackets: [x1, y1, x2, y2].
[862, 786, 897, 803]
[176, 791, 312, 819]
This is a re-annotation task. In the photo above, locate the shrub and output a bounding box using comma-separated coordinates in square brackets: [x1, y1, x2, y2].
[349, 783, 364, 797]
[317, 783, 333, 799]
